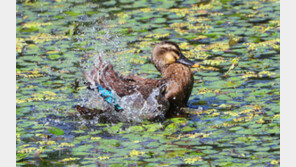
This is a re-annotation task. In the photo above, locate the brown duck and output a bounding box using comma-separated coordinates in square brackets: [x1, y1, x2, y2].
[76, 41, 199, 122]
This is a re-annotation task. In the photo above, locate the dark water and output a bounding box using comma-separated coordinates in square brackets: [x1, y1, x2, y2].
[16, 0, 280, 166]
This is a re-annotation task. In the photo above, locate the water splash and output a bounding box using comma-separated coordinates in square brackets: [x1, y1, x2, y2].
[79, 56, 167, 122]
[76, 27, 167, 122]
[118, 87, 166, 122]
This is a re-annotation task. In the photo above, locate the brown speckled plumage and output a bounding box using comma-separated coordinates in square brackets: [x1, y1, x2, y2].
[77, 41, 196, 121]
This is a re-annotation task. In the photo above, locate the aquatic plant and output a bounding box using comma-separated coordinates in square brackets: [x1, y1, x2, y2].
[16, 0, 279, 166]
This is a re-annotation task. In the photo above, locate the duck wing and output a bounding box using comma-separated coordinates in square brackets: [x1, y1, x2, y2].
[85, 61, 165, 99]
[78, 60, 170, 121]
[84, 63, 134, 97]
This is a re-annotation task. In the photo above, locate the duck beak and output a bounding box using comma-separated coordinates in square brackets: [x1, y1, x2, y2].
[176, 52, 196, 67]
[192, 63, 200, 68]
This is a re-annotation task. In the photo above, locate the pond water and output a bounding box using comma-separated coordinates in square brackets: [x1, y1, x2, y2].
[16, 0, 280, 166]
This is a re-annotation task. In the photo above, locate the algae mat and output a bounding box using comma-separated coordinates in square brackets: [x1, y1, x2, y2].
[16, 0, 279, 166]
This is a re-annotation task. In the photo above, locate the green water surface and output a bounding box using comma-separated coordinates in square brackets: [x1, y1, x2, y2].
[16, 0, 280, 166]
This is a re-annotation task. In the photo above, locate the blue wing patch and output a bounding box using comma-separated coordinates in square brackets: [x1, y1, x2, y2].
[97, 84, 122, 111]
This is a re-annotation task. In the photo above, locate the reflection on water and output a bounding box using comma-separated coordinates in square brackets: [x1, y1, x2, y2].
[16, 0, 279, 166]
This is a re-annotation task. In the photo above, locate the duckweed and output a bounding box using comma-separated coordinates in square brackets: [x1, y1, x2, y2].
[16, 0, 279, 166]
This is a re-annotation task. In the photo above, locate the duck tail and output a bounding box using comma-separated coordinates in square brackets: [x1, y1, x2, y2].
[75, 105, 107, 119]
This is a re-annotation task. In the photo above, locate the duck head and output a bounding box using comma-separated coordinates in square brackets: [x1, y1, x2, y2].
[151, 41, 198, 73]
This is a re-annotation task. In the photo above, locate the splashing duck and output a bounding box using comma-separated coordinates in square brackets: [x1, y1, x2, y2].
[76, 41, 199, 122]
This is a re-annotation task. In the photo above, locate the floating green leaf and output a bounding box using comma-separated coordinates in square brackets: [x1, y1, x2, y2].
[48, 127, 64, 136]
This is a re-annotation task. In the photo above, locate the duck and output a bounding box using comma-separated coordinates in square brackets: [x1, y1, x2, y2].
[75, 41, 199, 122]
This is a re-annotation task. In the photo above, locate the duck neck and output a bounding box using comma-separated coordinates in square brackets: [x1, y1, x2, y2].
[161, 63, 190, 76]
[159, 64, 171, 75]
[162, 63, 192, 79]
